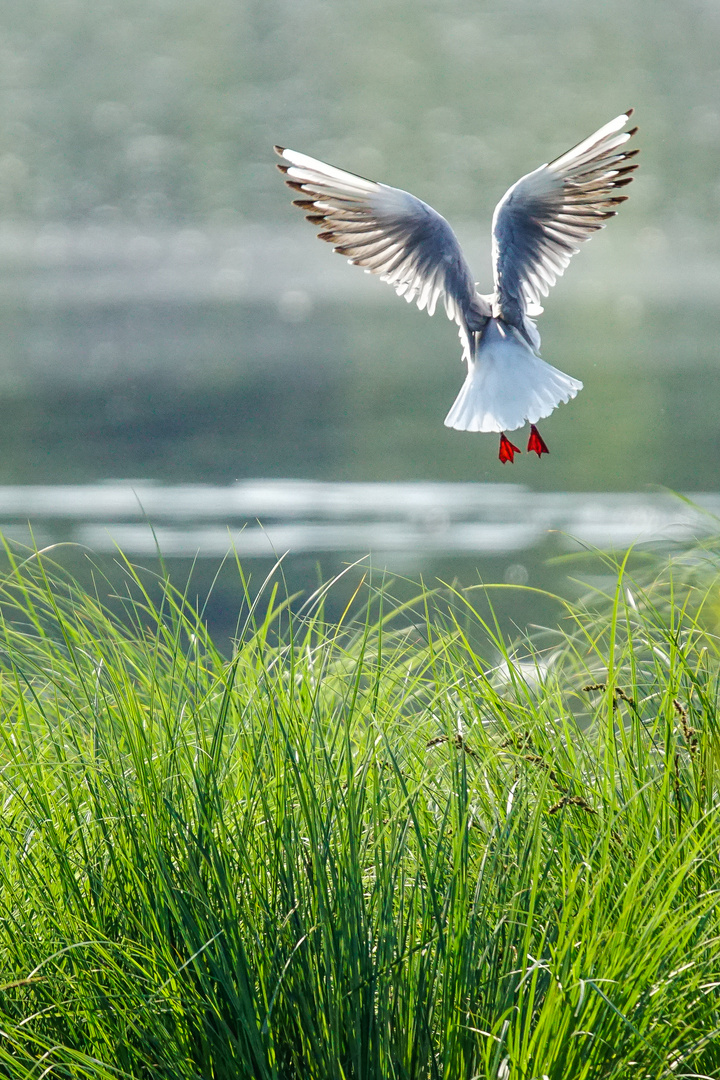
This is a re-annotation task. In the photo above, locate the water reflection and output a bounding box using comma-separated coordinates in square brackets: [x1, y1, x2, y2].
[0, 481, 715, 559]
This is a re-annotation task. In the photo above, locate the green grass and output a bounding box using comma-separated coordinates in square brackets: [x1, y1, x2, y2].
[0, 542, 716, 1078]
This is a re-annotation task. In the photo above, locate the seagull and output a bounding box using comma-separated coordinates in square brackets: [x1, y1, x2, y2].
[274, 112, 638, 462]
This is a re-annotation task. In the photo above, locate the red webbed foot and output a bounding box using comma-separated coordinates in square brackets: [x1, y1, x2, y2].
[499, 433, 521, 463]
[527, 424, 549, 457]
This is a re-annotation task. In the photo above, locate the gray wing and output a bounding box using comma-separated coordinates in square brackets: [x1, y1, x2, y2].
[492, 111, 638, 344]
[275, 146, 489, 358]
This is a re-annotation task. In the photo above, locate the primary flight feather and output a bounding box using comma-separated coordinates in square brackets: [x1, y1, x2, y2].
[275, 112, 638, 461]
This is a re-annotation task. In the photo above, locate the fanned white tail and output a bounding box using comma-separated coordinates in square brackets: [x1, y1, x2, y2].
[443, 318, 582, 434]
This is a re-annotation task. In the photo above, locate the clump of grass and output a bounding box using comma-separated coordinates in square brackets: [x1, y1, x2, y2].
[0, 542, 716, 1078]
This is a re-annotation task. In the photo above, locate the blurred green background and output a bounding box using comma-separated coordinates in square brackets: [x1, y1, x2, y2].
[0, 0, 718, 631]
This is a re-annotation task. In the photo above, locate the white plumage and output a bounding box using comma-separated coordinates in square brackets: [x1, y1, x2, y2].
[275, 112, 638, 459]
[443, 320, 583, 434]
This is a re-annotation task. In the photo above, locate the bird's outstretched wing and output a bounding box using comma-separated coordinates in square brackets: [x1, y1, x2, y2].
[491, 111, 638, 338]
[275, 146, 489, 357]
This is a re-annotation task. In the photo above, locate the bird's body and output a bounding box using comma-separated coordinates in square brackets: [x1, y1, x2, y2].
[275, 112, 638, 461]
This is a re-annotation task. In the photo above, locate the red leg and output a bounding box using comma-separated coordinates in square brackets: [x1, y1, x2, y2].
[527, 424, 549, 457]
[499, 433, 521, 463]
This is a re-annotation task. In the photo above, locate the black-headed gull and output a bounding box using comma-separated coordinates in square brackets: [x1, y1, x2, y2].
[275, 112, 637, 462]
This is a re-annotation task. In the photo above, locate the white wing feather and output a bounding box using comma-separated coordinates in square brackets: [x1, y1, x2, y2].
[275, 146, 490, 357]
[491, 111, 638, 336]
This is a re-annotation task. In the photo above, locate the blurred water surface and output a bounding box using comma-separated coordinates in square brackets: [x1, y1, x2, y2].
[7, 479, 718, 550]
[1, 0, 719, 631]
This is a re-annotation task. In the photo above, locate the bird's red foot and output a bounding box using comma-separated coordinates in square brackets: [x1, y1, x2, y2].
[499, 433, 521, 463]
[527, 424, 549, 457]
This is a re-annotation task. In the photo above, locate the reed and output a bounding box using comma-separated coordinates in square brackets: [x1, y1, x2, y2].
[0, 540, 716, 1078]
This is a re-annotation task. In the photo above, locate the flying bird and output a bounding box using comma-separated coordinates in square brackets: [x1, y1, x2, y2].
[275, 112, 638, 462]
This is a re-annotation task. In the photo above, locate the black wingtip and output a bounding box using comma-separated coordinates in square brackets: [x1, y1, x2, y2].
[627, 126, 639, 137]
[625, 108, 634, 119]
[273, 145, 286, 157]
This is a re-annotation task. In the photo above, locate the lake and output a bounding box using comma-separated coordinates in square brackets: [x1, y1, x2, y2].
[1, 221, 719, 641]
